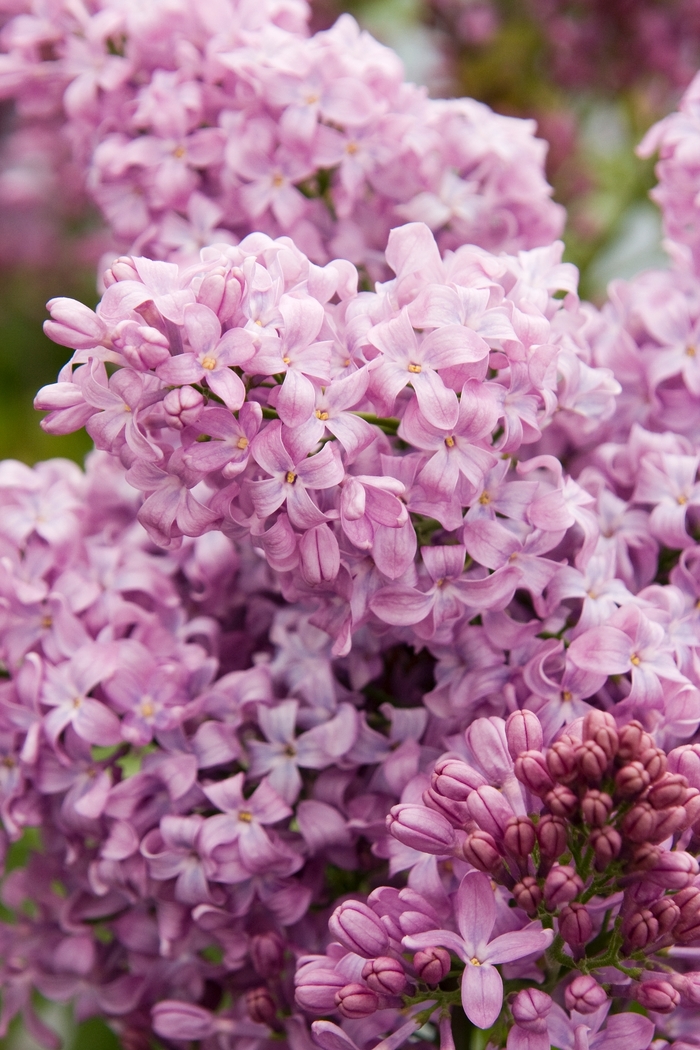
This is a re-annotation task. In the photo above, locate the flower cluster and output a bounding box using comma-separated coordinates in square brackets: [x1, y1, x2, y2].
[0, 0, 563, 276]
[300, 708, 700, 1050]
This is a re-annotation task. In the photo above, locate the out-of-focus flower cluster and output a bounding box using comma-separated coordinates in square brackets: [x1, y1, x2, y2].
[0, 0, 563, 279]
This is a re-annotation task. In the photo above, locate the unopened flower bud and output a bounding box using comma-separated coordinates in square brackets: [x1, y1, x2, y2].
[467, 785, 515, 838]
[503, 815, 536, 857]
[422, 787, 470, 826]
[544, 864, 583, 909]
[564, 974, 608, 1014]
[617, 721, 652, 763]
[335, 983, 379, 1019]
[576, 740, 608, 781]
[546, 740, 577, 784]
[581, 789, 613, 827]
[673, 885, 700, 939]
[648, 772, 689, 810]
[582, 710, 619, 761]
[506, 710, 543, 760]
[362, 957, 407, 996]
[510, 988, 551, 1031]
[635, 979, 680, 1013]
[629, 842, 661, 871]
[163, 385, 204, 429]
[647, 850, 699, 888]
[462, 830, 502, 874]
[680, 970, 700, 1005]
[431, 758, 486, 801]
[640, 746, 667, 782]
[650, 896, 681, 936]
[537, 815, 568, 859]
[590, 826, 622, 870]
[651, 805, 687, 843]
[512, 749, 553, 796]
[246, 987, 277, 1026]
[615, 761, 650, 799]
[621, 801, 657, 843]
[558, 903, 593, 946]
[513, 876, 542, 917]
[623, 908, 659, 950]
[413, 947, 451, 985]
[251, 931, 285, 978]
[683, 787, 700, 827]
[544, 784, 578, 818]
[387, 804, 456, 856]
[328, 901, 389, 959]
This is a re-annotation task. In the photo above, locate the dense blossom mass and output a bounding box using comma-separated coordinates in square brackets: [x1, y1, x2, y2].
[5, 1, 700, 1050]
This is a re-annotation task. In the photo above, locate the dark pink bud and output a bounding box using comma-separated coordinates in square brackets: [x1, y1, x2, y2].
[648, 772, 689, 810]
[651, 805, 687, 843]
[387, 804, 456, 856]
[683, 787, 700, 827]
[513, 876, 542, 917]
[590, 827, 622, 870]
[413, 947, 451, 985]
[558, 902, 593, 946]
[503, 816, 536, 857]
[629, 842, 661, 871]
[617, 721, 652, 763]
[163, 385, 204, 429]
[246, 987, 277, 1026]
[515, 750, 554, 797]
[250, 931, 285, 977]
[422, 787, 470, 827]
[647, 850, 699, 889]
[361, 957, 407, 996]
[537, 815, 568, 860]
[680, 971, 700, 1005]
[581, 789, 612, 827]
[506, 710, 543, 760]
[510, 988, 551, 1031]
[431, 758, 485, 801]
[621, 801, 657, 843]
[564, 974, 608, 1014]
[674, 885, 700, 939]
[576, 740, 608, 781]
[467, 785, 515, 838]
[650, 896, 681, 936]
[545, 785, 578, 818]
[640, 747, 667, 782]
[623, 908, 659, 950]
[546, 741, 577, 784]
[328, 901, 390, 959]
[462, 830, 502, 874]
[635, 979, 680, 1013]
[544, 864, 583, 909]
[582, 710, 619, 761]
[335, 983, 379, 1019]
[615, 761, 650, 799]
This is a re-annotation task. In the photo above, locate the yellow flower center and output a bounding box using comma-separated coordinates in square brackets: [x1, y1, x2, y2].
[445, 436, 455, 448]
[316, 410, 329, 420]
[238, 810, 253, 823]
[687, 345, 696, 357]
[678, 494, 688, 505]
[201, 356, 216, 370]
[346, 141, 358, 155]
[407, 363, 422, 374]
[272, 173, 285, 188]
[630, 654, 641, 666]
[237, 436, 249, 450]
[562, 690, 573, 702]
[285, 472, 297, 484]
[141, 700, 155, 718]
[470, 957, 481, 966]
[173, 145, 186, 159]
[479, 492, 491, 505]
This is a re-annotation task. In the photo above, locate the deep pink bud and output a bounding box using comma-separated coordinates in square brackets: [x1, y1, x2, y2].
[623, 908, 659, 950]
[564, 975, 608, 1014]
[467, 785, 515, 838]
[423, 787, 470, 827]
[576, 740, 608, 781]
[510, 988, 551, 1031]
[581, 789, 612, 827]
[544, 864, 583, 909]
[462, 830, 502, 874]
[639, 747, 667, 782]
[673, 885, 700, 939]
[621, 801, 657, 843]
[246, 987, 277, 1026]
[558, 902, 593, 946]
[651, 805, 686, 843]
[335, 983, 379, 1019]
[163, 385, 204, 429]
[514, 751, 554, 797]
[299, 524, 340, 585]
[617, 721, 652, 762]
[647, 850, 699, 888]
[683, 787, 700, 827]
[413, 947, 451, 985]
[503, 815, 536, 857]
[537, 815, 568, 859]
[251, 932, 285, 977]
[615, 761, 650, 799]
[431, 758, 485, 801]
[582, 710, 618, 761]
[513, 876, 542, 917]
[328, 901, 390, 959]
[545, 785, 578, 818]
[650, 896, 681, 936]
[506, 710, 543, 760]
[590, 827, 622, 870]
[546, 741, 577, 784]
[635, 979, 680, 1013]
[648, 773, 689, 810]
[387, 804, 456, 855]
[362, 957, 408, 996]
[680, 971, 700, 1004]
